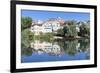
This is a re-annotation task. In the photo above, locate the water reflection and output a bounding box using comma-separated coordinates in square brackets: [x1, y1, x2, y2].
[21, 39, 90, 63]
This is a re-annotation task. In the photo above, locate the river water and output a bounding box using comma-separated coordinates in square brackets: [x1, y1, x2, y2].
[21, 39, 90, 63]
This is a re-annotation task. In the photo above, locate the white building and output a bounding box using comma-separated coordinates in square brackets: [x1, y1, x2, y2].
[42, 21, 52, 33]
[30, 19, 62, 35]
[43, 19, 61, 33]
[30, 24, 43, 35]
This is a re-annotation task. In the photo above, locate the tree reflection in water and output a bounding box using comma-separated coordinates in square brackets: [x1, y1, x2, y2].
[21, 39, 90, 58]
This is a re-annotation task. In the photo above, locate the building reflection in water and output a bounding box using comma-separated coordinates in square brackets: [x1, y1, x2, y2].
[31, 40, 64, 56]
[22, 39, 90, 56]
[21, 39, 90, 62]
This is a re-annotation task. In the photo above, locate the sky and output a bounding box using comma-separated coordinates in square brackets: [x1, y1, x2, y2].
[21, 10, 90, 22]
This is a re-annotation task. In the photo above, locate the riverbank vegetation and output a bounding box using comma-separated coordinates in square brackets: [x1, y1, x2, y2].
[34, 33, 54, 42]
[57, 20, 78, 37]
[21, 17, 34, 48]
[57, 20, 90, 38]
[21, 16, 90, 49]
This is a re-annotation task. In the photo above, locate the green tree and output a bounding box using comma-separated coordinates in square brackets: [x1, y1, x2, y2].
[79, 22, 90, 37]
[21, 29, 34, 49]
[63, 25, 69, 36]
[21, 16, 32, 31]
[57, 28, 64, 36]
[63, 20, 77, 37]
